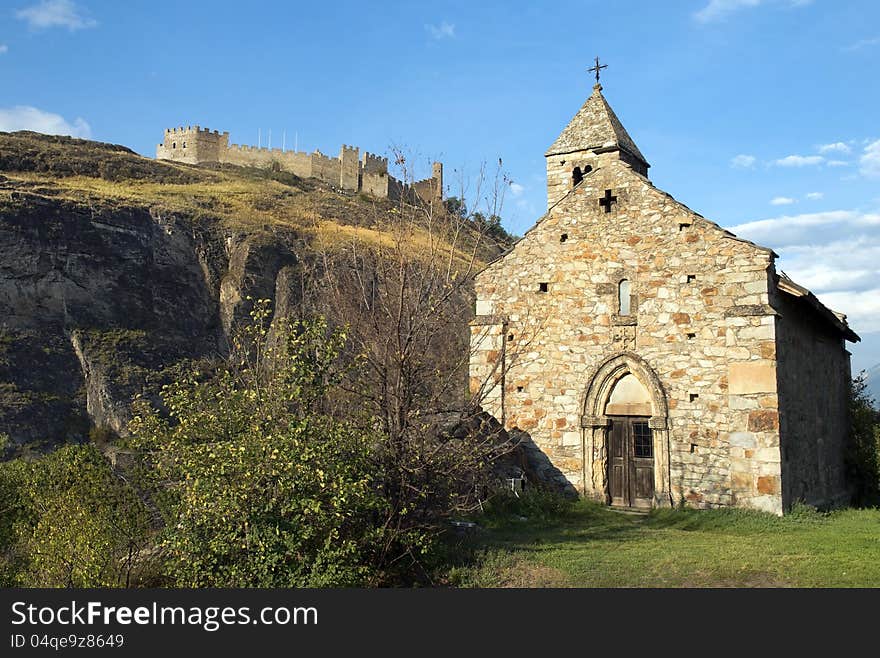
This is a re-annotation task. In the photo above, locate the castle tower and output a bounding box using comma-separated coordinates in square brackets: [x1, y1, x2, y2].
[339, 145, 360, 192]
[157, 126, 229, 165]
[544, 83, 649, 209]
[432, 161, 443, 200]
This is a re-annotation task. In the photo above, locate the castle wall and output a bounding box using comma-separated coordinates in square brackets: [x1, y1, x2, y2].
[157, 126, 443, 202]
[339, 146, 359, 192]
[362, 170, 389, 197]
[310, 151, 342, 188]
[774, 288, 852, 508]
[470, 159, 785, 514]
[157, 127, 229, 165]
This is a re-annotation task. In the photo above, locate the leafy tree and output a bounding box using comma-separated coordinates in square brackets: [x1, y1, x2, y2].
[129, 302, 385, 587]
[0, 444, 151, 587]
[847, 374, 880, 506]
[444, 195, 468, 219]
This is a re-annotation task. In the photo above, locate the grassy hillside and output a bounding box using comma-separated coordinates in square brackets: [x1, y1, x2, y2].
[0, 131, 495, 254]
[0, 131, 505, 453]
[450, 499, 880, 587]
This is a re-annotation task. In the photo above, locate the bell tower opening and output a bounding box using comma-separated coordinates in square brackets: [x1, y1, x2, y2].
[544, 69, 650, 209]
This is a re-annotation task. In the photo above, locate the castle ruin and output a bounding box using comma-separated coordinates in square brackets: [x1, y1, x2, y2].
[156, 126, 443, 203]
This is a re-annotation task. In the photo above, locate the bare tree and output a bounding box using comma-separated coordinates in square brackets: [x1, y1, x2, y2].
[301, 150, 538, 575]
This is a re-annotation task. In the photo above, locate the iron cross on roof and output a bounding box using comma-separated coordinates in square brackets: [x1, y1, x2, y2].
[588, 56, 607, 84]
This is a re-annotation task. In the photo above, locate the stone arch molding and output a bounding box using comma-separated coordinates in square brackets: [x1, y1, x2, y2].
[580, 352, 673, 507]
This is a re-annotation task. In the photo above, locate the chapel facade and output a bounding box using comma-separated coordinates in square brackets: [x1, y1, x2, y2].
[469, 78, 859, 515]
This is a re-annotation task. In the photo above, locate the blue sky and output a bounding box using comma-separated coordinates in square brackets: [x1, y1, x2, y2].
[1, 0, 878, 370]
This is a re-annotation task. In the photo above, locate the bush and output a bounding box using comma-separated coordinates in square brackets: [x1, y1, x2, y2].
[0, 445, 152, 587]
[480, 486, 574, 525]
[129, 302, 385, 587]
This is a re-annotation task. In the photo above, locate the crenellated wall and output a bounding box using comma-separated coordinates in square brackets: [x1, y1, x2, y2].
[156, 126, 442, 202]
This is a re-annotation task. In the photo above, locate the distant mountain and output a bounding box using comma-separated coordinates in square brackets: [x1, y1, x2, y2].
[864, 364, 880, 408]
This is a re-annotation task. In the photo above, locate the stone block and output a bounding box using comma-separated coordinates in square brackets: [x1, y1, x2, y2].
[728, 361, 777, 394]
[748, 410, 779, 432]
[562, 431, 581, 446]
[757, 475, 780, 495]
[729, 431, 756, 448]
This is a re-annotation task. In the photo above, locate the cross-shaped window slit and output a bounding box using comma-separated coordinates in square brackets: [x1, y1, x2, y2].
[598, 189, 617, 213]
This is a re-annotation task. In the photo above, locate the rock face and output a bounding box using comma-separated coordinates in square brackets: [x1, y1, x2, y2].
[0, 132, 506, 458]
[0, 186, 307, 451]
[0, 133, 332, 453]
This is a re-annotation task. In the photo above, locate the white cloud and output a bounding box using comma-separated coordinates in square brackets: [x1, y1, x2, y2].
[728, 210, 880, 333]
[827, 160, 849, 167]
[15, 0, 96, 31]
[860, 139, 880, 179]
[730, 210, 880, 246]
[774, 154, 824, 167]
[694, 0, 810, 24]
[770, 196, 796, 206]
[0, 106, 92, 138]
[0, 45, 8, 55]
[819, 288, 880, 333]
[818, 142, 851, 154]
[844, 36, 880, 52]
[509, 182, 525, 197]
[805, 192, 824, 200]
[730, 154, 756, 169]
[426, 21, 455, 40]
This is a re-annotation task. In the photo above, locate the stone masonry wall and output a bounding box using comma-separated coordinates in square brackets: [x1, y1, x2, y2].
[773, 288, 852, 508]
[156, 127, 442, 202]
[157, 127, 229, 165]
[470, 157, 785, 514]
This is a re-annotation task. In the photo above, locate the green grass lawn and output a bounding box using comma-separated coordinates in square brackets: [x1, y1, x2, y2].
[448, 499, 880, 587]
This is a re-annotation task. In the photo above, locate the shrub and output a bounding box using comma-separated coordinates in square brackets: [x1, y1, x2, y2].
[128, 302, 385, 587]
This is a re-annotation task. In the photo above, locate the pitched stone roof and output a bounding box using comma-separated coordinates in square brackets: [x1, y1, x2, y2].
[546, 84, 649, 167]
[776, 271, 860, 342]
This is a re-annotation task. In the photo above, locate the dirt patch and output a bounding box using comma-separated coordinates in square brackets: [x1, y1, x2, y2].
[493, 557, 570, 588]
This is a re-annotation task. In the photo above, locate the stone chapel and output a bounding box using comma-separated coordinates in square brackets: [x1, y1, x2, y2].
[469, 76, 860, 515]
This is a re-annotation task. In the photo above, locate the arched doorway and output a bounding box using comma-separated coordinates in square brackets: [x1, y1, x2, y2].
[580, 353, 672, 508]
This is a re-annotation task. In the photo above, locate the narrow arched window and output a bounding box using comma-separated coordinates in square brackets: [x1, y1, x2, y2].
[572, 166, 583, 187]
[618, 279, 631, 315]
[171, 142, 177, 149]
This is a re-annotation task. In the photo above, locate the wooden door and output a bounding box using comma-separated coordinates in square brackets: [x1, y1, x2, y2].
[608, 417, 654, 509]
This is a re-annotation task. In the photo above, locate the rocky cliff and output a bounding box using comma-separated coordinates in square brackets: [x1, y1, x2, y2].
[0, 132, 494, 455]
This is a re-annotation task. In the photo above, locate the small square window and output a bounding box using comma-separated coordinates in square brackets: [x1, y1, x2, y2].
[686, 274, 697, 283]
[538, 282, 549, 293]
[507, 333, 515, 342]
[687, 332, 696, 340]
[516, 386, 524, 393]
[560, 233, 568, 242]
[689, 393, 699, 402]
